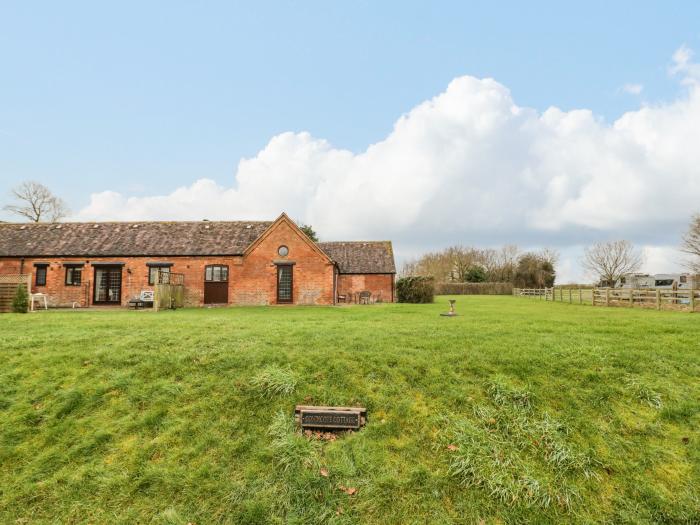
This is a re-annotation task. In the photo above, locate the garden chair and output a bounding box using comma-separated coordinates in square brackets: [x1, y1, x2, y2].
[358, 291, 371, 305]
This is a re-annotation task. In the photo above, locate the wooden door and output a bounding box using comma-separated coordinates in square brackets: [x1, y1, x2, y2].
[204, 265, 228, 304]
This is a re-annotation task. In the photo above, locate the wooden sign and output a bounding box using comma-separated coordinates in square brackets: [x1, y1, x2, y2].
[295, 405, 367, 430]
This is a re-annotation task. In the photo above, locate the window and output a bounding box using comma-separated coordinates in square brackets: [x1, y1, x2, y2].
[278, 245, 289, 257]
[35, 266, 47, 287]
[205, 265, 228, 282]
[277, 264, 293, 303]
[65, 267, 82, 286]
[655, 279, 674, 287]
[149, 266, 171, 285]
[680, 275, 687, 284]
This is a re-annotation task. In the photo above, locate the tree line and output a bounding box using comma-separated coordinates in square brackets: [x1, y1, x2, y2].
[401, 245, 559, 288]
[403, 216, 700, 288]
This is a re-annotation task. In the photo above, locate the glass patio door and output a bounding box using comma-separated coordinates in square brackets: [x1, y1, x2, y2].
[93, 267, 122, 304]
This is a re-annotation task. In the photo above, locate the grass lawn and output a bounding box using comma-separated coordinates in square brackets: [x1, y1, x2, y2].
[1, 296, 699, 524]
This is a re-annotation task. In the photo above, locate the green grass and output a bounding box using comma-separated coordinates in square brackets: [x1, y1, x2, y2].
[1, 296, 699, 524]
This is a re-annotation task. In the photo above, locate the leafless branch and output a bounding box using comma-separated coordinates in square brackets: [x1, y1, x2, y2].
[3, 181, 69, 222]
[581, 240, 644, 286]
[681, 214, 700, 274]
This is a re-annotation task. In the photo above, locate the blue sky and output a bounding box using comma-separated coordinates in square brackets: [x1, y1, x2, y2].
[2, 2, 700, 280]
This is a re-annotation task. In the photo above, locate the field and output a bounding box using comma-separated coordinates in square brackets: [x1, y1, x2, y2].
[1, 297, 699, 524]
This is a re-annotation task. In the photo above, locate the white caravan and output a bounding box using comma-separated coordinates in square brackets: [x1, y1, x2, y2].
[617, 273, 696, 289]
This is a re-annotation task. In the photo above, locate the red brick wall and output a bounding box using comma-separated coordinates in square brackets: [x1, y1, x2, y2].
[235, 220, 335, 305]
[0, 256, 241, 307]
[0, 220, 392, 307]
[0, 220, 337, 306]
[337, 273, 394, 303]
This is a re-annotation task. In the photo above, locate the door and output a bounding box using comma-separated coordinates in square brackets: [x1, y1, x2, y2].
[93, 266, 122, 304]
[204, 265, 229, 304]
[277, 264, 293, 303]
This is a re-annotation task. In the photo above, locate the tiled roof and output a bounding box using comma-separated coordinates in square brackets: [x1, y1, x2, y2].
[319, 241, 395, 274]
[0, 221, 397, 274]
[0, 221, 272, 257]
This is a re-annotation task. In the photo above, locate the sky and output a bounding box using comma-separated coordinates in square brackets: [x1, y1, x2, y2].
[1, 1, 700, 282]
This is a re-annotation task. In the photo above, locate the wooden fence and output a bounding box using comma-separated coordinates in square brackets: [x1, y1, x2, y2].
[0, 274, 30, 313]
[513, 287, 699, 312]
[153, 271, 185, 311]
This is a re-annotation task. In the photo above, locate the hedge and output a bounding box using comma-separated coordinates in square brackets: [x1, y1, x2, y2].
[396, 276, 435, 303]
[435, 282, 513, 295]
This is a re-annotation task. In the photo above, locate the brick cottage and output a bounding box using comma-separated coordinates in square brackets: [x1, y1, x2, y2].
[0, 213, 395, 307]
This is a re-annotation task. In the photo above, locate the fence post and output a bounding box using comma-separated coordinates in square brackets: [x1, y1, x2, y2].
[656, 290, 661, 310]
[153, 285, 160, 312]
[605, 288, 610, 307]
[629, 288, 634, 308]
[691, 289, 696, 312]
[568, 289, 572, 303]
[579, 289, 582, 305]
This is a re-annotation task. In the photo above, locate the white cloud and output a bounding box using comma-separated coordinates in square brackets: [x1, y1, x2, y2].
[641, 245, 686, 274]
[620, 83, 643, 95]
[77, 48, 700, 282]
[670, 44, 700, 85]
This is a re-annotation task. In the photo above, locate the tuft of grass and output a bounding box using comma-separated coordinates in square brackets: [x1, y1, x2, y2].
[532, 415, 599, 479]
[250, 365, 297, 398]
[444, 382, 600, 513]
[625, 377, 662, 409]
[268, 410, 320, 472]
[660, 401, 699, 423]
[485, 380, 535, 410]
[54, 390, 84, 419]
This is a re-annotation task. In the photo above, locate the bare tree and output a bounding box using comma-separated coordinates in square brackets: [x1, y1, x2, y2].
[681, 214, 700, 273]
[3, 181, 69, 222]
[408, 249, 454, 281]
[400, 259, 419, 277]
[582, 240, 644, 287]
[445, 246, 483, 282]
[483, 244, 520, 282]
[538, 247, 560, 266]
